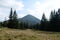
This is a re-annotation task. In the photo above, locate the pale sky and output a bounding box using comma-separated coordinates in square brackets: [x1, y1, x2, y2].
[0, 0, 60, 21]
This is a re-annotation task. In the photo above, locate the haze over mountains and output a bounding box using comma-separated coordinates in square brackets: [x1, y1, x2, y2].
[19, 14, 40, 25]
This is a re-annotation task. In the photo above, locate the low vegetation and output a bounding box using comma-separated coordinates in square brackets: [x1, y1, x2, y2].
[0, 27, 60, 40]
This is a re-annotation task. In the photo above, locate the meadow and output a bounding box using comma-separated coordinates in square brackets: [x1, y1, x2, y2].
[0, 27, 60, 40]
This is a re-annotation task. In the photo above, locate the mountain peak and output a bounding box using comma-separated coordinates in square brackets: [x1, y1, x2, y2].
[26, 14, 32, 16]
[24, 14, 34, 17]
[19, 14, 40, 25]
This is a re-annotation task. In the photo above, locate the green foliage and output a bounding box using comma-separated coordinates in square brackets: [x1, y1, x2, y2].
[2, 8, 60, 31]
[48, 9, 60, 31]
[48, 10, 56, 30]
[7, 8, 13, 28]
[12, 10, 19, 29]
[20, 22, 29, 29]
[40, 13, 48, 30]
[0, 22, 3, 27]
[7, 8, 19, 29]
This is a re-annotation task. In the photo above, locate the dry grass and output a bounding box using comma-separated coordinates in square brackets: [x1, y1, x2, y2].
[0, 27, 60, 40]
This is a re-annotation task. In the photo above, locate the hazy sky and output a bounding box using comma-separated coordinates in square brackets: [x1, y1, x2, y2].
[0, 0, 60, 21]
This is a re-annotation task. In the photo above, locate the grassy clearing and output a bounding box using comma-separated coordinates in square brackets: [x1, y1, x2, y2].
[0, 27, 60, 40]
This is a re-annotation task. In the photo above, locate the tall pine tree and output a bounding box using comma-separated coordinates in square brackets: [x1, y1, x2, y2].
[40, 13, 48, 30]
[8, 8, 13, 28]
[13, 10, 19, 29]
[49, 10, 60, 31]
[49, 10, 56, 31]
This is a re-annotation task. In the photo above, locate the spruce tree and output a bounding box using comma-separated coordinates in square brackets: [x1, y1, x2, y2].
[49, 11, 56, 31]
[58, 9, 60, 30]
[40, 13, 48, 30]
[49, 11, 54, 27]
[20, 22, 23, 29]
[54, 12, 60, 31]
[8, 8, 13, 28]
[58, 9, 60, 14]
[49, 10, 60, 31]
[13, 10, 19, 29]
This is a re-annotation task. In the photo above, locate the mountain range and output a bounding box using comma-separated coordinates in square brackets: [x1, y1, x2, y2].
[18, 14, 40, 25]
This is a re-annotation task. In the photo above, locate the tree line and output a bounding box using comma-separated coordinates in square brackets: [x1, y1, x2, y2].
[0, 8, 29, 29]
[0, 8, 60, 31]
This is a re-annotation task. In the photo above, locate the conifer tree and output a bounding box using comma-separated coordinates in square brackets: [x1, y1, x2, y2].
[8, 8, 13, 28]
[49, 11, 56, 31]
[49, 10, 60, 31]
[54, 12, 60, 31]
[58, 9, 60, 14]
[40, 13, 48, 30]
[3, 17, 7, 27]
[13, 10, 19, 28]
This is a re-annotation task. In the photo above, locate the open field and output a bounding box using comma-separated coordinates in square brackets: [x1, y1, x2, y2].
[0, 27, 60, 40]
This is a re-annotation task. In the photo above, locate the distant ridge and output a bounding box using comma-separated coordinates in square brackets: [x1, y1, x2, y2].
[18, 14, 40, 25]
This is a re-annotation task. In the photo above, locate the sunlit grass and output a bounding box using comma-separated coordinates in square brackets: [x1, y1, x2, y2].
[0, 27, 60, 40]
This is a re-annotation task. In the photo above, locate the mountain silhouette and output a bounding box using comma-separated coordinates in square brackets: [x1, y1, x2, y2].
[19, 14, 40, 25]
